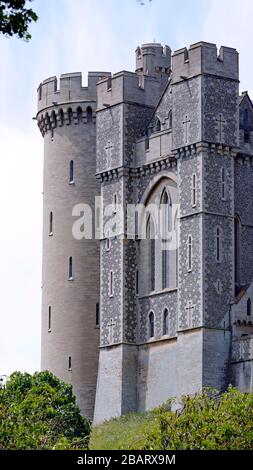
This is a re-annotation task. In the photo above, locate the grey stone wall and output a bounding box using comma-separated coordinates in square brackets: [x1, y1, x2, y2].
[202, 77, 238, 146]
[39, 107, 100, 419]
[172, 76, 201, 149]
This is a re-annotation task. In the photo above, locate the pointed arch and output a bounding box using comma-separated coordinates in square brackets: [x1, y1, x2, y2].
[77, 106, 83, 123]
[59, 108, 64, 126]
[45, 112, 51, 130]
[67, 107, 73, 124]
[160, 188, 171, 289]
[51, 110, 57, 128]
[86, 106, 93, 123]
[147, 215, 156, 292]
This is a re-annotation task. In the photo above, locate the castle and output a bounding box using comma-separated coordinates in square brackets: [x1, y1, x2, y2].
[37, 41, 253, 424]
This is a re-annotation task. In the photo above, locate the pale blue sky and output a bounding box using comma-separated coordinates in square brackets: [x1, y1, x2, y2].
[0, 0, 252, 376]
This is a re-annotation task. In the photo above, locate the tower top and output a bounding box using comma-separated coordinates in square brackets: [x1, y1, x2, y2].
[172, 41, 239, 83]
[135, 42, 171, 77]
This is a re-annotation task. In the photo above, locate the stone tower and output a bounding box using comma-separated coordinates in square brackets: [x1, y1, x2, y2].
[93, 43, 172, 422]
[171, 42, 239, 396]
[37, 71, 109, 419]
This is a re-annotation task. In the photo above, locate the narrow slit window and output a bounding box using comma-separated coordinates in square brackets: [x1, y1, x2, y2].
[149, 311, 154, 338]
[221, 168, 226, 200]
[68, 356, 72, 371]
[188, 235, 192, 272]
[96, 302, 100, 326]
[216, 228, 221, 263]
[163, 309, 169, 335]
[48, 306, 51, 332]
[49, 211, 53, 235]
[106, 238, 111, 251]
[136, 269, 139, 295]
[68, 256, 73, 280]
[69, 160, 74, 183]
[113, 194, 117, 214]
[192, 174, 196, 207]
[247, 298, 251, 316]
[109, 271, 114, 297]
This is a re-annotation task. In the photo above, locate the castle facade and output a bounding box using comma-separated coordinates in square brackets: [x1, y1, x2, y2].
[37, 42, 253, 423]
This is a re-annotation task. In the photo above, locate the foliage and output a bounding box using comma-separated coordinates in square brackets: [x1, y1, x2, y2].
[145, 387, 253, 450]
[90, 411, 157, 450]
[0, 370, 90, 450]
[0, 1, 38, 40]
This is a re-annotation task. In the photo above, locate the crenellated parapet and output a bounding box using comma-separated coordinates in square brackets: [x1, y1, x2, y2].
[135, 42, 171, 77]
[37, 104, 95, 136]
[96, 70, 168, 111]
[37, 71, 111, 113]
[172, 41, 239, 83]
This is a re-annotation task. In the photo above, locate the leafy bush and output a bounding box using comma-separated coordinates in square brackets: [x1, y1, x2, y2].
[145, 387, 253, 450]
[0, 370, 90, 450]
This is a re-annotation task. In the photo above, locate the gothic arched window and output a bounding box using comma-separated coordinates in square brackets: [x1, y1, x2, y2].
[147, 216, 155, 292]
[149, 311, 154, 338]
[163, 308, 169, 335]
[161, 190, 170, 289]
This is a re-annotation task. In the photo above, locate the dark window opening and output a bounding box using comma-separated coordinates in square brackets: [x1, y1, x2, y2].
[68, 256, 73, 279]
[149, 311, 154, 338]
[163, 309, 169, 335]
[247, 298, 251, 316]
[87, 106, 93, 123]
[49, 212, 53, 235]
[48, 306, 51, 332]
[69, 160, 74, 183]
[96, 302, 100, 326]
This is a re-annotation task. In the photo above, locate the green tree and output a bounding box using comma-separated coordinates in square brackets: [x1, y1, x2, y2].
[145, 387, 253, 450]
[0, 370, 90, 450]
[0, 1, 38, 40]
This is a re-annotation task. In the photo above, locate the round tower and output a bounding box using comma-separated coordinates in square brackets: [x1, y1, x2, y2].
[37, 71, 109, 419]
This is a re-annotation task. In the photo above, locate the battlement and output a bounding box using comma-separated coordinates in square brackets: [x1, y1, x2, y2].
[96, 69, 168, 111]
[135, 42, 171, 76]
[172, 41, 239, 83]
[37, 71, 111, 112]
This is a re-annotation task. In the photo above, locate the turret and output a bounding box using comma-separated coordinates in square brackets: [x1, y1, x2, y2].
[135, 42, 171, 77]
[37, 70, 110, 419]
